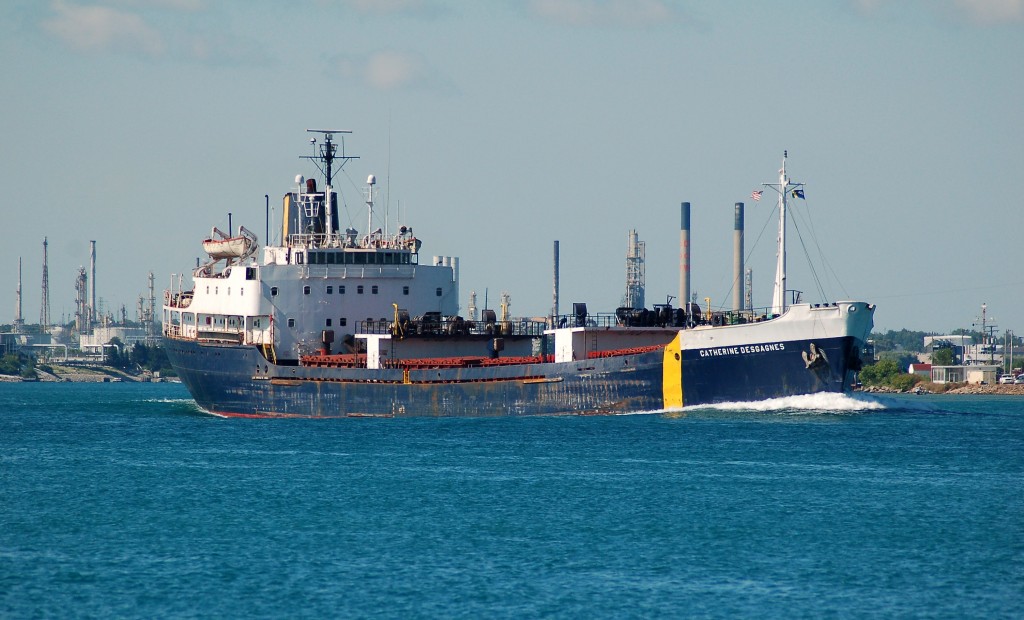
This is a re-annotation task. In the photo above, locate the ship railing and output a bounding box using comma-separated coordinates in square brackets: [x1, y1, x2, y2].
[163, 290, 194, 309]
[287, 232, 422, 253]
[357, 317, 548, 338]
[287, 233, 328, 249]
[197, 331, 243, 344]
[551, 306, 785, 330]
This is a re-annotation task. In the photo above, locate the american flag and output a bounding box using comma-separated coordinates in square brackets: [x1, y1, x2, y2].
[751, 190, 762, 201]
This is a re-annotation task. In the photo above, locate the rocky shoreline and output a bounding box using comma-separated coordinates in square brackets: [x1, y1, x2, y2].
[0, 365, 176, 383]
[859, 383, 1024, 395]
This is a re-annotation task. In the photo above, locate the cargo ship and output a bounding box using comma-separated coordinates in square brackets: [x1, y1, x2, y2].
[162, 130, 874, 417]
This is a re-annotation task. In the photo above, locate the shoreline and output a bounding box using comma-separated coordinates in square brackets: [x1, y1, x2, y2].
[0, 365, 177, 383]
[859, 383, 1024, 396]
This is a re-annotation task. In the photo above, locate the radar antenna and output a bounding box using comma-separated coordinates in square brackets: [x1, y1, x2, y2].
[303, 129, 358, 186]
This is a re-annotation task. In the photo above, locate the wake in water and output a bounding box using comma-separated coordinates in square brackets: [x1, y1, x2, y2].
[680, 391, 888, 414]
[141, 397, 213, 417]
[623, 392, 885, 417]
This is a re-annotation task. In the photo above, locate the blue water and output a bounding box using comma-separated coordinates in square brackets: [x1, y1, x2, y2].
[1, 383, 1022, 618]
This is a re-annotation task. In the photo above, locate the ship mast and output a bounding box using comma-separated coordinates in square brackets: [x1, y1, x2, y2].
[772, 153, 788, 315]
[765, 150, 803, 316]
[303, 129, 357, 246]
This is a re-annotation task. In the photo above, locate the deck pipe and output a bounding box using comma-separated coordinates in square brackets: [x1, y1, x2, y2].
[680, 202, 690, 311]
[553, 240, 560, 324]
[734, 202, 744, 312]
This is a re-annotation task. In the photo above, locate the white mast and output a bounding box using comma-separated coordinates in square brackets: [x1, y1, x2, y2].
[366, 174, 377, 244]
[771, 153, 788, 315]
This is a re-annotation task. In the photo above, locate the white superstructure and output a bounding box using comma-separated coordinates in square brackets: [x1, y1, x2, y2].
[164, 130, 459, 360]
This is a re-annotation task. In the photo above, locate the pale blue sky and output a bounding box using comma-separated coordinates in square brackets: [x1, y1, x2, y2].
[1, 0, 1022, 333]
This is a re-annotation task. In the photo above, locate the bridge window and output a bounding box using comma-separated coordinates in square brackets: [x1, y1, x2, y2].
[287, 318, 295, 327]
[326, 318, 332, 326]
[372, 285, 379, 294]
[357, 285, 364, 294]
[340, 318, 347, 326]
[327, 285, 333, 294]
[339, 285, 345, 294]
[436, 287, 442, 297]
[271, 287, 278, 296]
[403, 286, 409, 295]
[303, 285, 310, 295]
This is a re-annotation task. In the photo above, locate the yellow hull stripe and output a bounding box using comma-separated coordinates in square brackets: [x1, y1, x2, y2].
[662, 332, 683, 409]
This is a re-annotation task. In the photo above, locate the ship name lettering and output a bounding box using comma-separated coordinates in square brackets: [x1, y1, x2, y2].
[699, 342, 786, 358]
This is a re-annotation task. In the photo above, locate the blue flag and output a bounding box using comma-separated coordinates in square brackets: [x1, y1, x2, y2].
[791, 188, 805, 199]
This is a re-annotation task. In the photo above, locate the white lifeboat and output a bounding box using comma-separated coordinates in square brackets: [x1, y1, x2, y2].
[202, 226, 257, 260]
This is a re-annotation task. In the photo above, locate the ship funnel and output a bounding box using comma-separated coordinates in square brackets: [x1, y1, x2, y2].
[733, 202, 744, 312]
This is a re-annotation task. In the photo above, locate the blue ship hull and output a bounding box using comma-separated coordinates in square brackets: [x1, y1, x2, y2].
[163, 333, 863, 417]
[679, 336, 860, 405]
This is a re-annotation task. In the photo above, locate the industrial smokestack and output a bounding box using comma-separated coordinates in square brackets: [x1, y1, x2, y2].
[680, 202, 690, 310]
[733, 203, 744, 312]
[89, 240, 96, 329]
[14, 257, 23, 333]
[552, 240, 560, 323]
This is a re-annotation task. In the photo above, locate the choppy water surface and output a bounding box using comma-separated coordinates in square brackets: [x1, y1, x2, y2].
[1, 383, 1021, 618]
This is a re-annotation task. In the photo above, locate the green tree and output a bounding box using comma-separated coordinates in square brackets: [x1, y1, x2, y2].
[868, 329, 930, 353]
[859, 359, 901, 386]
[131, 342, 150, 369]
[879, 351, 919, 373]
[0, 353, 37, 379]
[890, 372, 922, 391]
[0, 353, 21, 375]
[19, 356, 37, 380]
[932, 348, 954, 366]
[859, 358, 925, 391]
[105, 337, 131, 370]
